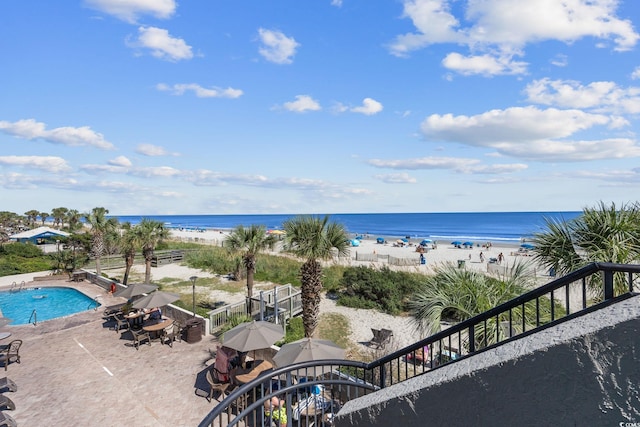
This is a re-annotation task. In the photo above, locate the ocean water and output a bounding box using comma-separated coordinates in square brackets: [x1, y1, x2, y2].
[114, 211, 582, 244]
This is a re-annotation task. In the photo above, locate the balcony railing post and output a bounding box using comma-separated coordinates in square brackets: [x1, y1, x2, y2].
[468, 325, 475, 353]
[604, 270, 614, 300]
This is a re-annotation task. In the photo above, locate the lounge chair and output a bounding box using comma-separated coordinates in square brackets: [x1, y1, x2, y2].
[0, 341, 21, 371]
[0, 378, 16, 393]
[0, 412, 16, 427]
[0, 396, 13, 411]
[131, 329, 151, 350]
[205, 367, 231, 402]
[369, 328, 393, 350]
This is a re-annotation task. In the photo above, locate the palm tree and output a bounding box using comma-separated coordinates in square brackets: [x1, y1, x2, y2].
[24, 210, 39, 227]
[51, 207, 68, 229]
[408, 262, 552, 348]
[283, 215, 349, 337]
[226, 224, 277, 299]
[531, 201, 640, 297]
[84, 207, 119, 276]
[135, 218, 169, 284]
[120, 222, 138, 285]
[66, 209, 82, 232]
[39, 212, 49, 226]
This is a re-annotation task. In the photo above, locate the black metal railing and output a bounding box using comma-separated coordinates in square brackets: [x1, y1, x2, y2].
[199, 262, 640, 427]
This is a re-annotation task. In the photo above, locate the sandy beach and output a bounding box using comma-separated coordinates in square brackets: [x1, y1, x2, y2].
[169, 227, 539, 274]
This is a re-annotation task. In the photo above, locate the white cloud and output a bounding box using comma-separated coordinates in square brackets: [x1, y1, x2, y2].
[0, 118, 114, 150]
[632, 67, 640, 80]
[350, 98, 384, 115]
[374, 173, 417, 184]
[84, 0, 176, 23]
[258, 28, 300, 64]
[525, 78, 640, 114]
[156, 83, 243, 98]
[108, 156, 132, 167]
[331, 0, 343, 6]
[368, 156, 527, 174]
[421, 106, 640, 161]
[550, 54, 568, 67]
[281, 95, 321, 113]
[389, 0, 639, 75]
[0, 156, 71, 173]
[129, 166, 181, 178]
[442, 52, 527, 76]
[135, 143, 177, 156]
[128, 26, 193, 61]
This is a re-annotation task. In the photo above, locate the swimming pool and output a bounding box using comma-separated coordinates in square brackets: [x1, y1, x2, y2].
[0, 287, 101, 325]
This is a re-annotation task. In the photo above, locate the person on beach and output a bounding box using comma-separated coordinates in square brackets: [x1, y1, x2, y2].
[479, 252, 485, 263]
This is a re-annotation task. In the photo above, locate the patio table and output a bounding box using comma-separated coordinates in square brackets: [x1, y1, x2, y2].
[232, 360, 273, 385]
[143, 318, 173, 340]
[0, 332, 11, 341]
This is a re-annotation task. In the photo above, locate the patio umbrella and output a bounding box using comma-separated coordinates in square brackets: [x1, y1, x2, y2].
[463, 241, 474, 246]
[521, 243, 535, 249]
[113, 283, 158, 299]
[273, 338, 345, 368]
[420, 239, 432, 245]
[223, 320, 284, 353]
[451, 241, 462, 246]
[132, 290, 180, 309]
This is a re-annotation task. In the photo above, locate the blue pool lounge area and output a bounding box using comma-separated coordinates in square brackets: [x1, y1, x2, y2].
[0, 273, 219, 426]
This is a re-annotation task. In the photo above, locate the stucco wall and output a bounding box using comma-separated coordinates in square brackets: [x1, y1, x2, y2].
[334, 295, 640, 427]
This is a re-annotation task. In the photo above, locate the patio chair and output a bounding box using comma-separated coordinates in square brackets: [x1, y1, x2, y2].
[0, 412, 16, 427]
[0, 395, 13, 411]
[369, 328, 393, 350]
[205, 367, 231, 402]
[131, 329, 151, 350]
[0, 341, 21, 371]
[162, 322, 182, 348]
[112, 313, 130, 334]
[0, 378, 16, 393]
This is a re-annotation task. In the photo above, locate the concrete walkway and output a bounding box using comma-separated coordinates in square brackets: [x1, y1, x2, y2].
[1, 276, 223, 426]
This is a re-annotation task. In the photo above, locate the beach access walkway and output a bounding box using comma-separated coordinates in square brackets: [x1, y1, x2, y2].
[0, 278, 221, 426]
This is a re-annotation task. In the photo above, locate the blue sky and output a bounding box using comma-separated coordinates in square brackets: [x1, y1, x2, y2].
[2, 0, 640, 215]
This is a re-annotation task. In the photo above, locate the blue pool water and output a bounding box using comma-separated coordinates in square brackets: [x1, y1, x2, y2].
[0, 287, 100, 325]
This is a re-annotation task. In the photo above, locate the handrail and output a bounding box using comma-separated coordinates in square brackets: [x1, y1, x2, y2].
[199, 262, 640, 426]
[29, 309, 37, 326]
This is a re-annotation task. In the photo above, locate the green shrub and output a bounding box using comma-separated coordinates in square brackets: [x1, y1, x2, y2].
[337, 266, 424, 315]
[282, 316, 305, 344]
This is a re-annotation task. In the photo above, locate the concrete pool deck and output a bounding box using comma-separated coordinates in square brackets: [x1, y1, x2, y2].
[0, 274, 223, 426]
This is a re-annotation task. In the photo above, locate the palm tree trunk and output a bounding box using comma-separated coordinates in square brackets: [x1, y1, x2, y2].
[301, 260, 323, 337]
[123, 254, 134, 285]
[247, 268, 255, 298]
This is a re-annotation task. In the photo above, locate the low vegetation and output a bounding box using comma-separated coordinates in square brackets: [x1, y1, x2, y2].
[0, 243, 54, 276]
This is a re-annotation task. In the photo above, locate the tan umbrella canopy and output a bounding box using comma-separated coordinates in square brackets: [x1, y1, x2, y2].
[0, 318, 12, 327]
[113, 283, 158, 299]
[273, 338, 345, 368]
[132, 290, 180, 309]
[223, 321, 284, 352]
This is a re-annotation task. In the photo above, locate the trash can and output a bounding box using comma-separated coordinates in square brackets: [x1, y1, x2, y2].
[185, 318, 203, 343]
[457, 260, 466, 268]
